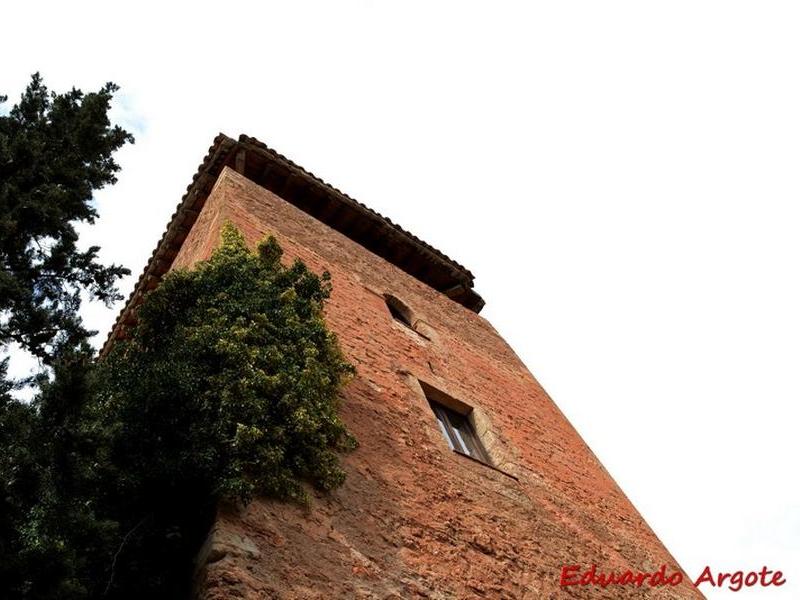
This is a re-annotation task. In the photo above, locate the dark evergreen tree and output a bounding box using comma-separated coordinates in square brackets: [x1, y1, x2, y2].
[0, 74, 132, 599]
[0, 73, 132, 363]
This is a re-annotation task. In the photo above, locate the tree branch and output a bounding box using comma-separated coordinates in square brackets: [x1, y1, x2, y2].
[104, 514, 151, 596]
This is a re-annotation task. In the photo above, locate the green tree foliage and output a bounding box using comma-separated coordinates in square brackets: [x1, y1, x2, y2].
[98, 224, 356, 505]
[0, 73, 132, 363]
[1, 349, 120, 599]
[1, 225, 356, 599]
[0, 73, 131, 598]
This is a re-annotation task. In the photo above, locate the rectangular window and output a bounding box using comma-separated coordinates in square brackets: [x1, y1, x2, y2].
[429, 400, 490, 464]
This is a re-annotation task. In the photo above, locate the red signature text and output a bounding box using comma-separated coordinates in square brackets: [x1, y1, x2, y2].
[693, 566, 786, 592]
[560, 564, 682, 588]
[560, 564, 787, 592]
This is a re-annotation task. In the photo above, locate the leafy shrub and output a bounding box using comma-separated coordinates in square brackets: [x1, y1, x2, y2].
[2, 224, 356, 598]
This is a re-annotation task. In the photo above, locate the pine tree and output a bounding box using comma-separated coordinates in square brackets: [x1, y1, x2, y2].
[0, 73, 132, 363]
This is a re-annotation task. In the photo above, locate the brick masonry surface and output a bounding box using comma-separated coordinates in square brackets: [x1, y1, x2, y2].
[169, 168, 702, 599]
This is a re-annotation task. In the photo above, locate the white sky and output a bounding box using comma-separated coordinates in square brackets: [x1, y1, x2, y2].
[2, 2, 798, 597]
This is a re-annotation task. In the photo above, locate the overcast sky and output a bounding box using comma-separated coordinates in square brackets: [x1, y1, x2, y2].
[3, 2, 798, 597]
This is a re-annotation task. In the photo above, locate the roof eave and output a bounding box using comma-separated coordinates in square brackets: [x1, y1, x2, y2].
[101, 133, 484, 356]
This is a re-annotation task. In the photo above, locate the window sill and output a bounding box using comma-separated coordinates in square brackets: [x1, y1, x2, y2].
[452, 449, 519, 481]
[393, 319, 431, 341]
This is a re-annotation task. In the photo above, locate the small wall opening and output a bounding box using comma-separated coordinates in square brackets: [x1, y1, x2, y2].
[384, 294, 431, 341]
[384, 294, 414, 329]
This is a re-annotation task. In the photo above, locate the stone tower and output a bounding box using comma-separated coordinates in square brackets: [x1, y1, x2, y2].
[105, 134, 700, 599]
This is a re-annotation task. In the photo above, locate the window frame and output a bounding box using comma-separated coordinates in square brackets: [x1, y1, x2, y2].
[428, 399, 491, 464]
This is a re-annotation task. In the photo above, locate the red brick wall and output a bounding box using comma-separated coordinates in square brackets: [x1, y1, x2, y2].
[172, 167, 699, 599]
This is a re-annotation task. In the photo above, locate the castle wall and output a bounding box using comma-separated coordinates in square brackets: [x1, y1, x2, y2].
[172, 167, 698, 599]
